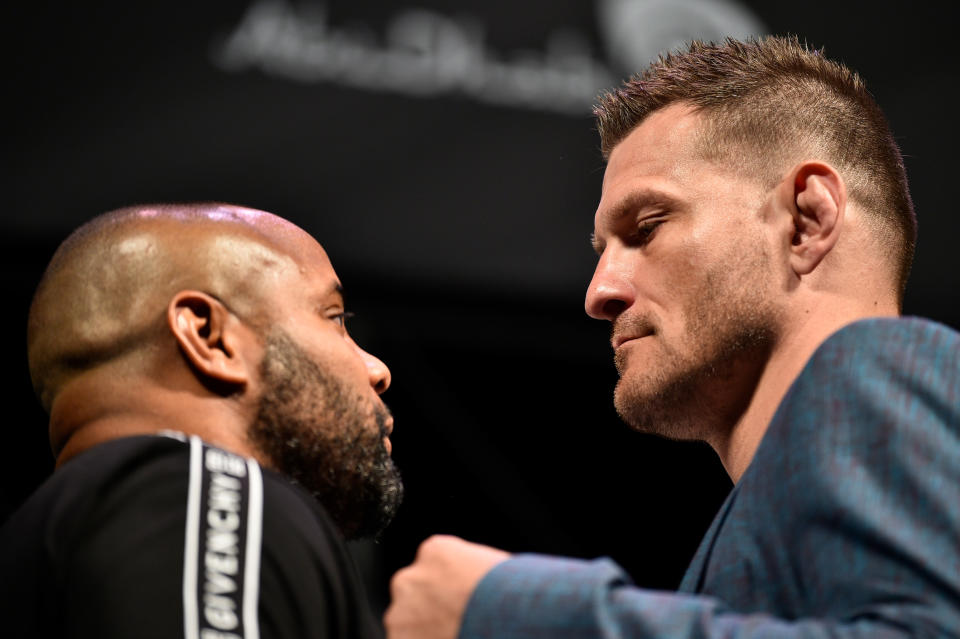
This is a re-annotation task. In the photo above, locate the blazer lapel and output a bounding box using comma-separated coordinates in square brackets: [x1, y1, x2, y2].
[679, 483, 740, 593]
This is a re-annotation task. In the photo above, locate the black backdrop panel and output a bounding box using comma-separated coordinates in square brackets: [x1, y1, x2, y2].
[5, 0, 959, 615]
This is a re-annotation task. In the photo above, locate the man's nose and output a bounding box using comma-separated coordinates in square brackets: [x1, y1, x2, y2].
[356, 344, 391, 394]
[585, 249, 633, 321]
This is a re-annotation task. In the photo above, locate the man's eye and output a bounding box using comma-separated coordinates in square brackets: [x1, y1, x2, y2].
[633, 220, 663, 245]
[332, 311, 355, 328]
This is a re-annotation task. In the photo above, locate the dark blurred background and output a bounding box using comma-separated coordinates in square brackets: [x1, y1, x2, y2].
[5, 0, 959, 615]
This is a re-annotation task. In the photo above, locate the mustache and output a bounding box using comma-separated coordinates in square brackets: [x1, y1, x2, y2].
[611, 313, 657, 345]
[374, 404, 393, 438]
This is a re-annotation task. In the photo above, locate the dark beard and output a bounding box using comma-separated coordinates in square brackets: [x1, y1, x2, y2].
[248, 330, 403, 540]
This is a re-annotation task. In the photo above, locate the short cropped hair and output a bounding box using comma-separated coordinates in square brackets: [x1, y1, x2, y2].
[594, 35, 916, 301]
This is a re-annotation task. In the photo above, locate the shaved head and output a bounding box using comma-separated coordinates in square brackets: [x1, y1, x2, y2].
[28, 202, 315, 412]
[28, 201, 401, 538]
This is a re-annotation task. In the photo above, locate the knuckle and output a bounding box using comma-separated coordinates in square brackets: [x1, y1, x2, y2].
[389, 568, 408, 593]
[417, 535, 439, 556]
[420, 533, 452, 553]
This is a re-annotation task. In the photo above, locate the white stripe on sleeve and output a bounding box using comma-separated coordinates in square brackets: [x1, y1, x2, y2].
[182, 435, 203, 639]
[242, 458, 264, 639]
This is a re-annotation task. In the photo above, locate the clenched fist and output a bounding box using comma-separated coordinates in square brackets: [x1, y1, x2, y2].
[384, 535, 510, 639]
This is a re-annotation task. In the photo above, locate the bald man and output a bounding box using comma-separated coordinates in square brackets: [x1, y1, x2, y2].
[1, 203, 400, 638]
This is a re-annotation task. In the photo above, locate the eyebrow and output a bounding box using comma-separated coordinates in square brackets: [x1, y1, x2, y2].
[327, 282, 345, 305]
[590, 189, 683, 255]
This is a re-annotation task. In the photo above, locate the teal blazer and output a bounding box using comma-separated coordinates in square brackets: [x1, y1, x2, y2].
[461, 318, 960, 638]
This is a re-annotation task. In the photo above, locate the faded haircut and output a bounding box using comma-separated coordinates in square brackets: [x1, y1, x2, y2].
[594, 35, 916, 302]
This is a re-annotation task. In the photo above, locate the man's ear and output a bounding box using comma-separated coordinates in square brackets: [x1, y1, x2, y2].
[167, 291, 254, 388]
[781, 161, 846, 275]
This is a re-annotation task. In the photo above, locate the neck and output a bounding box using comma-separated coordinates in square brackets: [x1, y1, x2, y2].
[49, 367, 260, 468]
[712, 296, 898, 482]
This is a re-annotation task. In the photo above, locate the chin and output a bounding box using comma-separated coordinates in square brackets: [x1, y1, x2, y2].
[612, 367, 701, 441]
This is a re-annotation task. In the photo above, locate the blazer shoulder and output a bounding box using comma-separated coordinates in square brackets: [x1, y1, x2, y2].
[796, 317, 960, 413]
[759, 316, 960, 473]
[814, 316, 959, 369]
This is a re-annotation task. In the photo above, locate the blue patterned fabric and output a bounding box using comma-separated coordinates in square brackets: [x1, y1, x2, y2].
[460, 318, 960, 638]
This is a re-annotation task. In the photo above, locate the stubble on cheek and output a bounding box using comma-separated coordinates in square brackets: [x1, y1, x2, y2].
[622, 257, 780, 433]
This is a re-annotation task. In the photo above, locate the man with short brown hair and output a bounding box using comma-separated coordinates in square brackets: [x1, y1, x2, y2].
[384, 36, 960, 639]
[594, 35, 915, 301]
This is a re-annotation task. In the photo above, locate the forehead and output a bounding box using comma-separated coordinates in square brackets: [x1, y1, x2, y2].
[270, 228, 340, 294]
[600, 104, 706, 203]
[206, 218, 342, 307]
